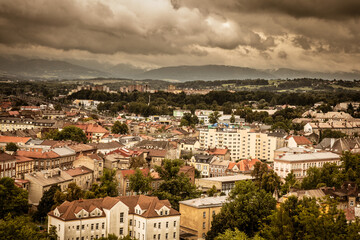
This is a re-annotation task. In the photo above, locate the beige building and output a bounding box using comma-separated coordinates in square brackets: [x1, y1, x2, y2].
[48, 195, 180, 240]
[65, 166, 94, 190]
[73, 153, 104, 180]
[179, 196, 227, 239]
[195, 175, 253, 195]
[199, 128, 285, 162]
[274, 151, 341, 179]
[25, 168, 73, 205]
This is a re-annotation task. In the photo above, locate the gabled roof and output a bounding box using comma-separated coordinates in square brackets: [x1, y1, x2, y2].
[207, 148, 229, 155]
[0, 152, 16, 162]
[65, 166, 93, 177]
[287, 136, 312, 145]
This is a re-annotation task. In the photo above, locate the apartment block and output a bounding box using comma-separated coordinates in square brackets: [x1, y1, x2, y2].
[199, 128, 285, 162]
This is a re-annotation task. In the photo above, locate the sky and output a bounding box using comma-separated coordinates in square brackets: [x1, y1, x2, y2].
[0, 0, 360, 72]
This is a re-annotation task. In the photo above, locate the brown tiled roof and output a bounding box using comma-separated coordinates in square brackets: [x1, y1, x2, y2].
[148, 149, 167, 157]
[0, 136, 31, 144]
[0, 152, 16, 162]
[16, 150, 59, 159]
[291, 136, 312, 145]
[65, 166, 93, 177]
[68, 144, 96, 152]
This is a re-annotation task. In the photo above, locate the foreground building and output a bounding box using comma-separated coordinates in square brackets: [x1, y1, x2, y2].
[48, 195, 180, 240]
[179, 196, 227, 240]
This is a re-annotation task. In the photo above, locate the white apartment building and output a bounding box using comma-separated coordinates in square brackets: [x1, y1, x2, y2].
[199, 128, 285, 162]
[274, 151, 341, 179]
[48, 195, 180, 240]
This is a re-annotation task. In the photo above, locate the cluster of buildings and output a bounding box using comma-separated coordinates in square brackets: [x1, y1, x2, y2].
[1, 96, 360, 239]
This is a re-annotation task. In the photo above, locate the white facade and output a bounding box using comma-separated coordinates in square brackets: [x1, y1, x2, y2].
[199, 128, 284, 162]
[274, 152, 341, 179]
[48, 196, 180, 240]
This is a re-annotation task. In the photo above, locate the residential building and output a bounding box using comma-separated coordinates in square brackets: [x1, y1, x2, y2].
[0, 136, 31, 151]
[15, 155, 35, 179]
[48, 195, 180, 240]
[195, 174, 253, 195]
[90, 142, 124, 155]
[199, 128, 285, 162]
[316, 137, 360, 154]
[206, 148, 231, 161]
[73, 153, 104, 180]
[209, 159, 230, 177]
[226, 158, 263, 175]
[25, 168, 73, 205]
[179, 196, 227, 240]
[286, 136, 312, 148]
[274, 151, 341, 179]
[0, 152, 16, 178]
[65, 166, 94, 190]
[189, 155, 218, 178]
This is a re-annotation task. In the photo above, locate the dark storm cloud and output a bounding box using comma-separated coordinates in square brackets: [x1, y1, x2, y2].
[176, 0, 360, 20]
[0, 0, 278, 56]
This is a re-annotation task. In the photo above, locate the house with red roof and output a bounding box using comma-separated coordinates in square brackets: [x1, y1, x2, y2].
[287, 135, 313, 148]
[227, 158, 266, 175]
[48, 195, 180, 240]
[206, 148, 231, 161]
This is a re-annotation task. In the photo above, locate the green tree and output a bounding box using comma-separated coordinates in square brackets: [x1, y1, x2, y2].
[230, 114, 235, 124]
[129, 169, 152, 195]
[209, 111, 221, 125]
[207, 185, 217, 197]
[53, 182, 84, 206]
[111, 121, 129, 134]
[154, 159, 201, 210]
[5, 142, 18, 152]
[206, 180, 276, 239]
[129, 157, 146, 169]
[0, 215, 56, 240]
[32, 185, 60, 222]
[261, 196, 359, 240]
[280, 171, 299, 195]
[215, 228, 264, 240]
[251, 162, 281, 194]
[180, 113, 199, 127]
[0, 177, 28, 218]
[44, 126, 88, 143]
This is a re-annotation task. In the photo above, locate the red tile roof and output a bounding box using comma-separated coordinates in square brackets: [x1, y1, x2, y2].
[120, 168, 150, 178]
[207, 148, 229, 155]
[287, 135, 312, 145]
[16, 150, 59, 159]
[65, 166, 93, 177]
[0, 136, 31, 144]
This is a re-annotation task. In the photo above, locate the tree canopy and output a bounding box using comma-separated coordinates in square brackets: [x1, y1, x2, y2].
[154, 159, 200, 210]
[129, 169, 152, 195]
[206, 180, 276, 239]
[0, 177, 28, 219]
[111, 121, 129, 134]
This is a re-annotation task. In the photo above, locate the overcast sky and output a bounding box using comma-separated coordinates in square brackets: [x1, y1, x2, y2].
[1, 0, 360, 71]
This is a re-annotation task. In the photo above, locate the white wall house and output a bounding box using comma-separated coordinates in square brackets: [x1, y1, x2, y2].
[48, 195, 180, 240]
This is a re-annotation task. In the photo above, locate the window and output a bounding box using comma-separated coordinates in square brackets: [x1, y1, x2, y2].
[166, 222, 169, 228]
[203, 222, 206, 229]
[158, 234, 161, 240]
[158, 222, 161, 229]
[143, 222, 145, 230]
[203, 212, 206, 218]
[129, 219, 133, 226]
[153, 235, 156, 239]
[82, 225, 85, 230]
[96, 223, 99, 230]
[212, 210, 215, 216]
[166, 233, 169, 239]
[174, 221, 176, 227]
[119, 227, 123, 235]
[154, 223, 156, 228]
[120, 212, 124, 223]
[173, 232, 176, 238]
[76, 225, 80, 230]
[91, 224, 94, 230]
[102, 222, 105, 229]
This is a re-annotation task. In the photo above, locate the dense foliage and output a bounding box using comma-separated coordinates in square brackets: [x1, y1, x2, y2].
[111, 121, 129, 134]
[153, 159, 201, 210]
[43, 126, 88, 143]
[0, 178, 28, 219]
[206, 180, 276, 239]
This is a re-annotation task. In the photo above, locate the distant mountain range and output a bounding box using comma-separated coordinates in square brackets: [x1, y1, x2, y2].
[1, 56, 359, 81]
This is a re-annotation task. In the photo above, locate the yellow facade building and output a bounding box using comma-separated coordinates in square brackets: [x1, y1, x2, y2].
[179, 196, 227, 239]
